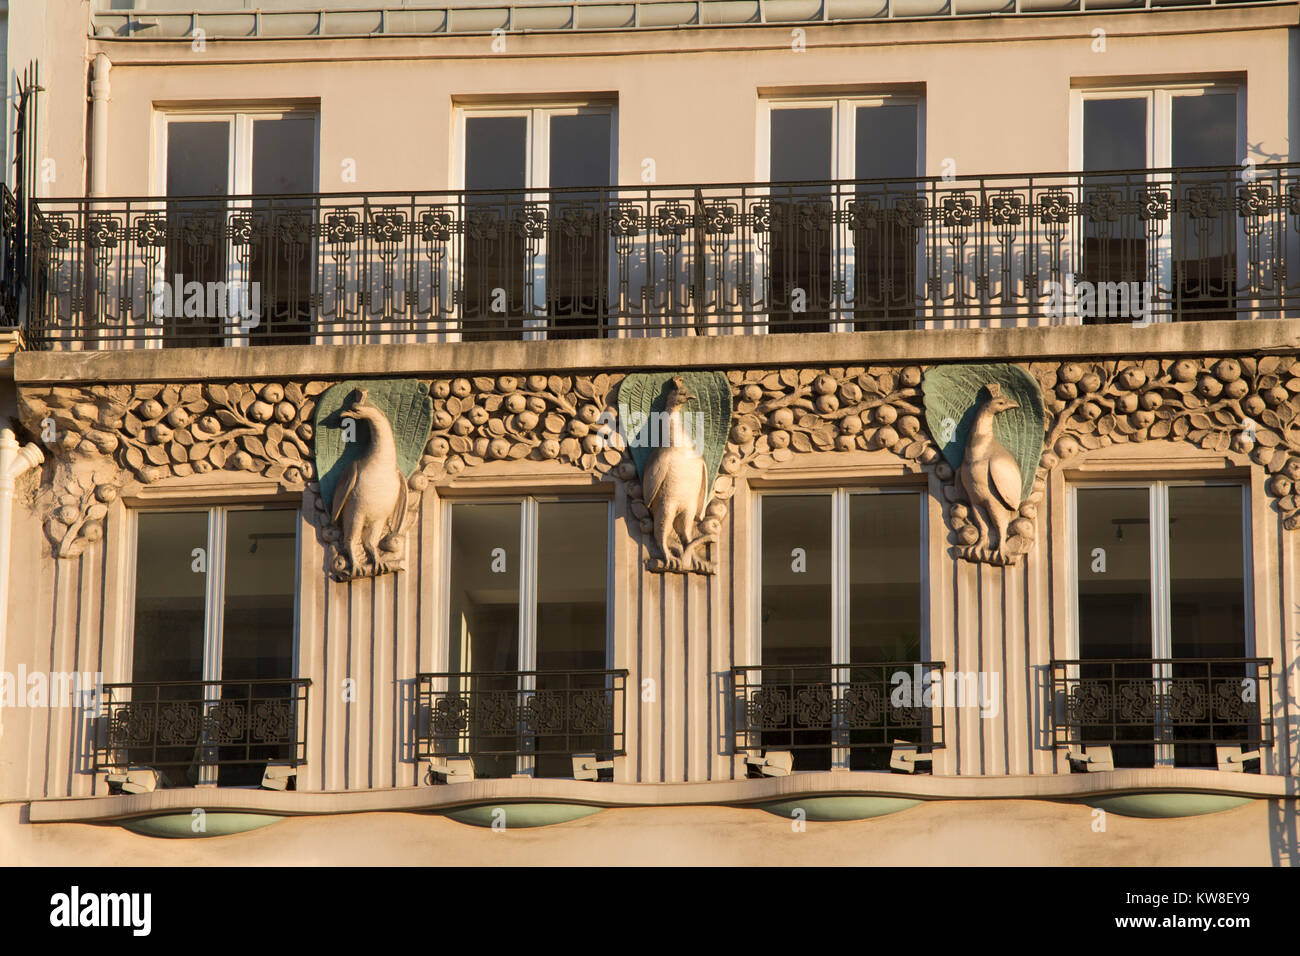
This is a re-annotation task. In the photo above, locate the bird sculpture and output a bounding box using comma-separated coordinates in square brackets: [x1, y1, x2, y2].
[641, 376, 709, 572]
[331, 388, 408, 577]
[957, 383, 1022, 563]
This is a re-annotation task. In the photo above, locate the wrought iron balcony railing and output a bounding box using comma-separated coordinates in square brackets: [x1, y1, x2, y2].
[0, 184, 21, 327]
[1050, 657, 1274, 754]
[731, 662, 946, 757]
[26, 163, 1300, 349]
[415, 669, 628, 762]
[95, 679, 310, 786]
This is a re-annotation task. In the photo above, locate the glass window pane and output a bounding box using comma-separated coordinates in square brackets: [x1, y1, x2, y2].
[770, 108, 832, 182]
[1172, 94, 1238, 321]
[761, 494, 832, 770]
[1080, 99, 1149, 325]
[131, 510, 209, 787]
[1168, 484, 1250, 766]
[854, 104, 918, 180]
[852, 104, 920, 332]
[536, 501, 608, 671]
[849, 493, 922, 663]
[548, 113, 611, 189]
[464, 115, 527, 190]
[1172, 94, 1236, 168]
[1083, 98, 1147, 172]
[463, 116, 528, 340]
[448, 502, 522, 673]
[249, 118, 317, 345]
[848, 492, 923, 770]
[133, 511, 209, 685]
[166, 122, 230, 347]
[167, 121, 230, 197]
[1168, 485, 1245, 658]
[769, 108, 833, 333]
[1076, 486, 1153, 768]
[447, 502, 521, 778]
[1076, 487, 1152, 659]
[546, 114, 611, 338]
[762, 495, 832, 666]
[251, 118, 316, 194]
[535, 500, 609, 777]
[221, 509, 297, 681]
[219, 508, 299, 785]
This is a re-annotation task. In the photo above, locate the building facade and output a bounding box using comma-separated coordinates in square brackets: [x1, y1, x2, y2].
[0, 0, 1297, 864]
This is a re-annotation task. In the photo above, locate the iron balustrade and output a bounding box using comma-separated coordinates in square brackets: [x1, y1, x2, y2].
[95, 679, 311, 783]
[1050, 657, 1274, 754]
[0, 185, 20, 326]
[731, 662, 946, 756]
[25, 163, 1300, 348]
[415, 669, 627, 761]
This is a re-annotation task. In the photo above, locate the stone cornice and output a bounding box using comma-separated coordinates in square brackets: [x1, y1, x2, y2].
[22, 768, 1299, 824]
[15, 319, 1300, 386]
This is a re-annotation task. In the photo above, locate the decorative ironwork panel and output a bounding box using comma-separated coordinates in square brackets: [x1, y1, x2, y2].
[23, 163, 1299, 348]
[730, 662, 946, 755]
[1050, 658, 1273, 749]
[415, 669, 627, 760]
[94, 679, 311, 774]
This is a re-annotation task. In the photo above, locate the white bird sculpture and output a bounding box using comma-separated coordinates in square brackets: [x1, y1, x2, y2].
[332, 388, 408, 576]
[642, 376, 709, 572]
[957, 383, 1022, 563]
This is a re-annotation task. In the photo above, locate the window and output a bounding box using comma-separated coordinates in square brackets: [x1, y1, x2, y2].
[761, 95, 922, 333]
[441, 497, 614, 778]
[456, 105, 615, 341]
[752, 488, 929, 771]
[1071, 481, 1258, 767]
[126, 506, 301, 787]
[156, 110, 318, 346]
[1076, 84, 1242, 323]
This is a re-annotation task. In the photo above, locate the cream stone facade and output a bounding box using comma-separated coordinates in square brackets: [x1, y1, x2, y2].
[0, 0, 1297, 865]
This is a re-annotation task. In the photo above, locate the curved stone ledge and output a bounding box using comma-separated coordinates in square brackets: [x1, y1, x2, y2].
[120, 812, 285, 838]
[756, 796, 922, 821]
[1082, 793, 1256, 819]
[444, 804, 604, 829]
[23, 768, 1298, 826]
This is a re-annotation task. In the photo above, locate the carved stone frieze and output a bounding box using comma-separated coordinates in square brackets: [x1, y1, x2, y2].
[20, 381, 323, 557]
[18, 351, 1300, 569]
[415, 373, 626, 481]
[1034, 354, 1300, 530]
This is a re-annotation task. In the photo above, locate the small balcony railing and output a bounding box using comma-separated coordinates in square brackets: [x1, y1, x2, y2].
[731, 662, 946, 759]
[25, 163, 1300, 349]
[0, 184, 21, 326]
[1050, 658, 1274, 761]
[95, 678, 311, 786]
[415, 669, 628, 764]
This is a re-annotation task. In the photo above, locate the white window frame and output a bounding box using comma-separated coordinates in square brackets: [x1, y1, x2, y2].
[1070, 82, 1246, 325]
[124, 502, 303, 786]
[150, 108, 321, 348]
[755, 94, 926, 334]
[438, 495, 615, 775]
[751, 485, 930, 770]
[452, 103, 618, 343]
[1068, 478, 1254, 766]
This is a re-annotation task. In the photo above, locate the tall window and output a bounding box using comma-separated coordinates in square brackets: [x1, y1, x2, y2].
[763, 96, 922, 333]
[755, 489, 927, 771]
[457, 106, 614, 341]
[158, 110, 318, 346]
[1072, 482, 1255, 767]
[1078, 85, 1241, 323]
[444, 498, 612, 778]
[128, 506, 299, 787]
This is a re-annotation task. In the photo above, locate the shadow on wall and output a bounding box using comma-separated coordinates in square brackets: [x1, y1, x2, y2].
[1270, 610, 1300, 865]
